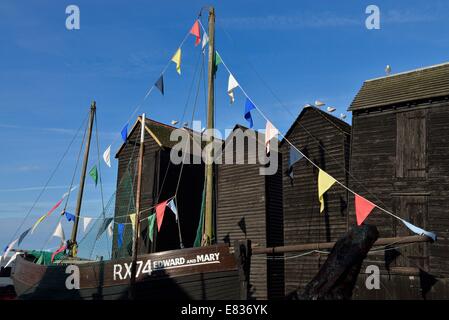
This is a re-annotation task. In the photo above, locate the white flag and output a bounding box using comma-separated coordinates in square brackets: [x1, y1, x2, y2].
[168, 199, 178, 221]
[107, 220, 114, 238]
[83, 217, 93, 232]
[103, 145, 111, 168]
[2, 239, 18, 260]
[5, 252, 21, 268]
[265, 121, 279, 155]
[227, 74, 239, 104]
[52, 222, 65, 242]
[202, 33, 209, 50]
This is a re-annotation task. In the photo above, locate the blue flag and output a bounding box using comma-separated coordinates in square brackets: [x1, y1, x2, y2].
[400, 219, 436, 241]
[287, 146, 304, 179]
[117, 223, 125, 248]
[18, 228, 31, 245]
[155, 75, 164, 95]
[244, 98, 256, 128]
[121, 124, 128, 142]
[65, 211, 76, 222]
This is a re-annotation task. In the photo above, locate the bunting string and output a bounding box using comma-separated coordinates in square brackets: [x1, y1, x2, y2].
[215, 50, 435, 240]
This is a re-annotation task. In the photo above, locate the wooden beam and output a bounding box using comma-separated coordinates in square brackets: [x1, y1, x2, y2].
[251, 235, 431, 255]
[144, 125, 164, 149]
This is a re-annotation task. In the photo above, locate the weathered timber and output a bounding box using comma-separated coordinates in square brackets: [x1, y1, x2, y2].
[288, 225, 379, 300]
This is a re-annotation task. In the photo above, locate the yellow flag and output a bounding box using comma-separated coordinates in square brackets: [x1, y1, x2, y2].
[31, 214, 47, 234]
[171, 48, 181, 75]
[129, 213, 136, 233]
[318, 169, 336, 213]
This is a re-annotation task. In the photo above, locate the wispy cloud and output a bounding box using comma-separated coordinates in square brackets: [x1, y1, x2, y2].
[219, 12, 360, 30]
[218, 8, 440, 31]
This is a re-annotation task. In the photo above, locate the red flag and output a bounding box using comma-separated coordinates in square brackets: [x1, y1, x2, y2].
[190, 20, 201, 46]
[46, 199, 63, 217]
[355, 194, 376, 226]
[156, 200, 168, 231]
[51, 244, 66, 262]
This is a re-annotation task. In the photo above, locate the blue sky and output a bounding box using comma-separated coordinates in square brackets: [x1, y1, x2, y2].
[1, 0, 449, 255]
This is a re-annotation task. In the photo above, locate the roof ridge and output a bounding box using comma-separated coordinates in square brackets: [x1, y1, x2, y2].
[366, 61, 449, 82]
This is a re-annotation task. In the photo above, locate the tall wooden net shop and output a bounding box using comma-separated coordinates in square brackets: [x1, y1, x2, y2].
[111, 62, 449, 300]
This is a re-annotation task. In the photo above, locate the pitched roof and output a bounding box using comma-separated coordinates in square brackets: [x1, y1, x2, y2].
[115, 117, 212, 158]
[349, 62, 449, 111]
[280, 106, 351, 146]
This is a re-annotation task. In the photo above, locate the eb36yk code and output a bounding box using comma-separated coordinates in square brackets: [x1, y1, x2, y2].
[225, 305, 268, 315]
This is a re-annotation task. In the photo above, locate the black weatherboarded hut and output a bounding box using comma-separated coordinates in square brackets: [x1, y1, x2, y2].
[279, 106, 351, 296]
[348, 62, 449, 299]
[216, 125, 284, 300]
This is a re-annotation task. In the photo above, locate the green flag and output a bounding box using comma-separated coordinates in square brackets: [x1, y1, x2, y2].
[148, 214, 156, 242]
[213, 51, 222, 76]
[89, 165, 98, 186]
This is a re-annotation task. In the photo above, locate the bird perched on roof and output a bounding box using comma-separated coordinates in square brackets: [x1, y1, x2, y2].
[171, 120, 178, 125]
[340, 113, 347, 120]
[315, 100, 325, 107]
[385, 65, 392, 75]
[327, 106, 336, 113]
[303, 103, 313, 108]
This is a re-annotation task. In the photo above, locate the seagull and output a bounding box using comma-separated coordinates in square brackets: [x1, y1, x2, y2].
[315, 100, 325, 107]
[327, 106, 336, 113]
[303, 103, 313, 108]
[340, 113, 347, 120]
[171, 120, 178, 125]
[385, 65, 391, 75]
[183, 122, 189, 127]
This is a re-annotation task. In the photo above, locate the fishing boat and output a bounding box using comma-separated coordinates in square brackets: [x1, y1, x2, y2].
[11, 7, 251, 300]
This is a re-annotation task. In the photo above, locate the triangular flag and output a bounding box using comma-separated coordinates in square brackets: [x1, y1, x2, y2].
[156, 200, 168, 232]
[52, 222, 65, 243]
[227, 74, 239, 104]
[2, 239, 18, 260]
[96, 217, 113, 240]
[190, 20, 201, 46]
[355, 194, 376, 225]
[89, 165, 98, 186]
[46, 199, 63, 217]
[400, 219, 437, 241]
[51, 244, 66, 263]
[121, 124, 128, 142]
[171, 48, 182, 75]
[31, 214, 47, 234]
[83, 217, 93, 232]
[265, 121, 279, 155]
[129, 213, 136, 234]
[148, 214, 156, 242]
[107, 220, 114, 238]
[244, 99, 256, 128]
[287, 146, 303, 179]
[103, 145, 111, 168]
[155, 75, 164, 95]
[5, 252, 20, 268]
[117, 223, 125, 248]
[64, 211, 75, 222]
[168, 199, 178, 221]
[318, 169, 337, 213]
[201, 33, 209, 50]
[18, 228, 31, 246]
[215, 51, 222, 67]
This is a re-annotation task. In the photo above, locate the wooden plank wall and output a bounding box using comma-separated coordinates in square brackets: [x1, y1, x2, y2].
[216, 128, 284, 300]
[349, 99, 449, 299]
[280, 108, 351, 296]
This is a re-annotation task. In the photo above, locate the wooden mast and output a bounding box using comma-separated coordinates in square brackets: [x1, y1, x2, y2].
[203, 6, 215, 246]
[69, 101, 96, 257]
[129, 113, 146, 299]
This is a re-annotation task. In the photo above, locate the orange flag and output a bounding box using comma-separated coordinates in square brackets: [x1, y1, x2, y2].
[190, 20, 201, 46]
[156, 200, 168, 231]
[355, 194, 376, 225]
